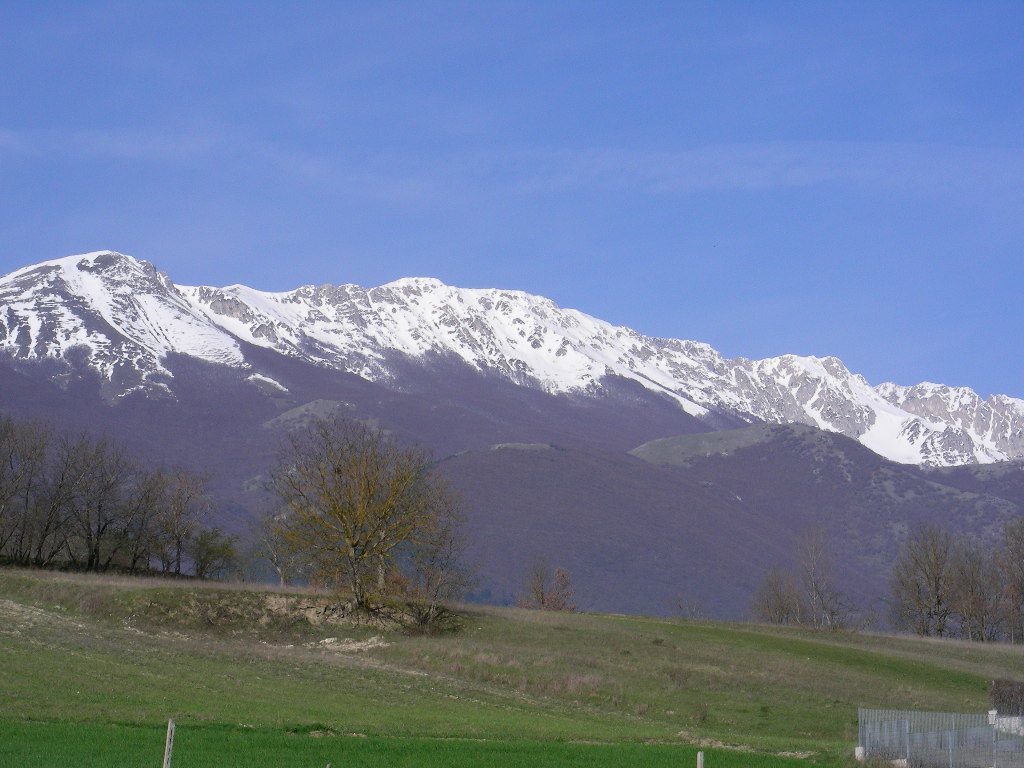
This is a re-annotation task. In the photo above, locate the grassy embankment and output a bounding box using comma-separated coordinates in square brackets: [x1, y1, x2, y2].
[1, 568, 1021, 767]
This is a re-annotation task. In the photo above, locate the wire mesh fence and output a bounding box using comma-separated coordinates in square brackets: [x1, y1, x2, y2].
[859, 708, 1024, 768]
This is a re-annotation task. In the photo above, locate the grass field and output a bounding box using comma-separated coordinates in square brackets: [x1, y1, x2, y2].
[1, 569, 1021, 767]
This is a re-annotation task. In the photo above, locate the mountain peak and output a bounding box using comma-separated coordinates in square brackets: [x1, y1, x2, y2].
[0, 250, 244, 395]
[25, 249, 142, 273]
[382, 276, 448, 291]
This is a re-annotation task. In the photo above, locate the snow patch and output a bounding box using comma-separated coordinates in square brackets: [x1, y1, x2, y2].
[247, 373, 288, 392]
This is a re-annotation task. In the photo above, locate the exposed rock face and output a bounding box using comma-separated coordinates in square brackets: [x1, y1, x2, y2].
[2, 250, 1022, 466]
[0, 252, 246, 398]
[876, 383, 1024, 466]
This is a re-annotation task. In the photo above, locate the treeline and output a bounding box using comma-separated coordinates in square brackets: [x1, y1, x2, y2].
[0, 416, 235, 578]
[753, 519, 1024, 643]
[890, 521, 1024, 642]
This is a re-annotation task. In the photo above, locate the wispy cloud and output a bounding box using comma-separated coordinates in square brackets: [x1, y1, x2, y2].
[521, 142, 1024, 198]
[4, 120, 1022, 207]
[273, 140, 1024, 204]
[0, 125, 228, 164]
[0, 124, 330, 180]
[304, 141, 1024, 213]
[64, 127, 226, 161]
[0, 130, 35, 155]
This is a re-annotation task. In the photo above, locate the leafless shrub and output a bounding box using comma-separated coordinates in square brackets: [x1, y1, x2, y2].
[517, 556, 576, 611]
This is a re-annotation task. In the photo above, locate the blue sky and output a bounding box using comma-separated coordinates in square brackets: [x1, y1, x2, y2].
[2, 1, 1023, 397]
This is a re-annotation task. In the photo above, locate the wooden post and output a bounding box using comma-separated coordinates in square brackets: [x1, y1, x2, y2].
[696, 750, 704, 768]
[163, 718, 175, 768]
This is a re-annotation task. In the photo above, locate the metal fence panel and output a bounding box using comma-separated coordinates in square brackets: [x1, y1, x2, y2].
[859, 708, 1024, 768]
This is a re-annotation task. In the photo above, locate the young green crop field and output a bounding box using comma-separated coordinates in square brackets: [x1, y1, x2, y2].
[1, 569, 1021, 767]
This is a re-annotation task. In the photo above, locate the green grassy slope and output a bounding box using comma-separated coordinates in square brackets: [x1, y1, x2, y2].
[1, 569, 1020, 767]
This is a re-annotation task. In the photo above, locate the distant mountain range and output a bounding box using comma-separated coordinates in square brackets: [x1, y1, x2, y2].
[2, 251, 1023, 618]
[2, 250, 1022, 466]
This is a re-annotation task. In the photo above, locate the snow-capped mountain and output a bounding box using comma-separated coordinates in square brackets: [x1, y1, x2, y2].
[2, 250, 1022, 467]
[0, 252, 245, 396]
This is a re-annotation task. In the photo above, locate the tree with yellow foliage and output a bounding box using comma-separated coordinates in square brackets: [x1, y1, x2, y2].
[268, 416, 468, 616]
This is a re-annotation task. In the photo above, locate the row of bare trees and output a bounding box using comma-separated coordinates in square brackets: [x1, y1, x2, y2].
[751, 528, 856, 629]
[0, 416, 235, 577]
[890, 520, 1024, 642]
[752, 519, 1024, 642]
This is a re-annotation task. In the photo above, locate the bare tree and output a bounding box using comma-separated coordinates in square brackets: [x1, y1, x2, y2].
[950, 539, 1004, 641]
[402, 489, 474, 630]
[23, 430, 78, 568]
[268, 416, 467, 613]
[797, 528, 853, 629]
[0, 418, 51, 561]
[119, 466, 169, 574]
[518, 556, 576, 611]
[751, 528, 853, 629]
[751, 566, 804, 625]
[0, 417, 25, 554]
[63, 434, 135, 571]
[152, 469, 208, 576]
[252, 509, 308, 586]
[890, 523, 955, 636]
[999, 517, 1024, 643]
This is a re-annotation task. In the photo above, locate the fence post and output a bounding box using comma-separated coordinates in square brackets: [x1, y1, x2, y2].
[696, 750, 704, 768]
[163, 718, 175, 768]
